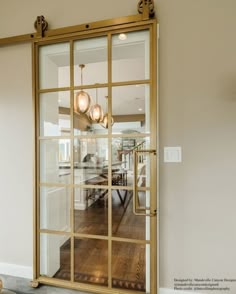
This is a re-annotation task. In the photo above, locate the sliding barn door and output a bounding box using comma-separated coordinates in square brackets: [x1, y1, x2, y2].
[35, 21, 157, 294]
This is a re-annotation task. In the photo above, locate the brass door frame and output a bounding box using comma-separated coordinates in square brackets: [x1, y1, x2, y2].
[30, 8, 158, 294]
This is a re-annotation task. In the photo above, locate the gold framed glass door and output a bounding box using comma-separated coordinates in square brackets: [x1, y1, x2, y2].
[34, 19, 157, 294]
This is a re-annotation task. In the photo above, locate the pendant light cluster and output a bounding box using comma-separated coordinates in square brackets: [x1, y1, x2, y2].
[75, 64, 114, 128]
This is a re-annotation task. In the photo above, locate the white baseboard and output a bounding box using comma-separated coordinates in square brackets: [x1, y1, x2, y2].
[159, 288, 201, 294]
[0, 263, 33, 279]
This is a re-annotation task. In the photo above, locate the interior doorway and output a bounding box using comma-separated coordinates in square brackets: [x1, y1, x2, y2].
[34, 19, 158, 294]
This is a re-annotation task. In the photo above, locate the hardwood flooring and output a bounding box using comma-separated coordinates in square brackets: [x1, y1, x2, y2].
[54, 189, 147, 291]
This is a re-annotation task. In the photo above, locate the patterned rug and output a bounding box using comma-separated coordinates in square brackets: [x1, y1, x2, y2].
[54, 270, 145, 291]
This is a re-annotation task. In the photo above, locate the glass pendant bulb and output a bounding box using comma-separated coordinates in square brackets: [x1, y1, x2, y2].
[75, 90, 91, 114]
[90, 104, 104, 122]
[101, 96, 114, 129]
[102, 113, 114, 129]
[75, 64, 91, 114]
[90, 88, 104, 122]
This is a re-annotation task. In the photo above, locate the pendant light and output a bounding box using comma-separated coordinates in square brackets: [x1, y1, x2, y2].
[101, 96, 114, 128]
[90, 88, 104, 122]
[75, 64, 91, 114]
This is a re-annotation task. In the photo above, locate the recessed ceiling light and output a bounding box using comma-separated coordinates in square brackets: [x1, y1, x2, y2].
[138, 108, 143, 111]
[118, 33, 127, 41]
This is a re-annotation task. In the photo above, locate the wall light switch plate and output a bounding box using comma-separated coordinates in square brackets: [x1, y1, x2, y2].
[164, 147, 182, 163]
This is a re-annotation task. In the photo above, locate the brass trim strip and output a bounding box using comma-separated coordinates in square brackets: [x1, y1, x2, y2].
[38, 183, 108, 189]
[37, 276, 144, 294]
[150, 21, 158, 294]
[73, 233, 109, 241]
[38, 230, 149, 245]
[0, 33, 36, 46]
[110, 79, 151, 87]
[73, 184, 108, 190]
[111, 237, 150, 245]
[38, 79, 151, 94]
[74, 83, 108, 90]
[110, 133, 151, 138]
[0, 15, 156, 47]
[111, 186, 148, 191]
[73, 133, 150, 139]
[34, 21, 155, 46]
[70, 39, 75, 283]
[38, 81, 151, 95]
[45, 15, 144, 38]
[39, 87, 71, 93]
[107, 32, 112, 289]
[32, 41, 37, 281]
[39, 183, 72, 188]
[38, 134, 151, 140]
[38, 183, 150, 191]
[35, 42, 41, 278]
[39, 230, 71, 236]
[38, 136, 72, 140]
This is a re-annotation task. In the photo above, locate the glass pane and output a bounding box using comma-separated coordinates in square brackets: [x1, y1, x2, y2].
[40, 186, 71, 232]
[74, 187, 108, 236]
[74, 238, 108, 286]
[40, 91, 71, 137]
[74, 37, 107, 86]
[40, 233, 71, 281]
[74, 138, 108, 184]
[112, 137, 150, 187]
[39, 42, 70, 89]
[112, 84, 150, 134]
[112, 242, 147, 291]
[40, 139, 71, 184]
[73, 88, 108, 135]
[112, 30, 150, 82]
[112, 189, 149, 240]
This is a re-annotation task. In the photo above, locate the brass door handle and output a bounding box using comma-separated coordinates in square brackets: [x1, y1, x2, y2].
[133, 149, 157, 216]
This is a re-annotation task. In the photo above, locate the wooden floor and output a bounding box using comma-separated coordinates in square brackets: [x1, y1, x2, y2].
[54, 190, 147, 291]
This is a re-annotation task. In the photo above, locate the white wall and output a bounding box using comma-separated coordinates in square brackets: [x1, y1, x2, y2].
[0, 43, 33, 275]
[1, 1, 236, 293]
[158, 1, 236, 293]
